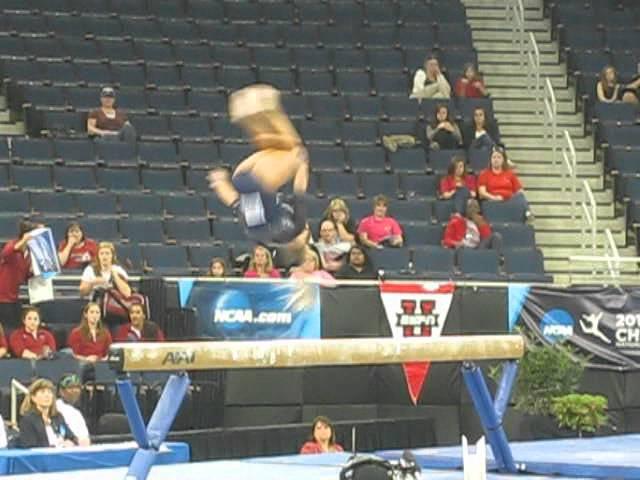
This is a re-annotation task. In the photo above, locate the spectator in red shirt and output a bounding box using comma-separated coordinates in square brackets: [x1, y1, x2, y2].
[9, 305, 56, 360]
[67, 302, 112, 362]
[0, 220, 39, 329]
[244, 245, 281, 279]
[357, 195, 403, 249]
[442, 199, 503, 254]
[114, 303, 165, 342]
[0, 323, 8, 358]
[455, 63, 488, 99]
[300, 416, 344, 454]
[58, 222, 98, 271]
[478, 146, 532, 221]
[439, 155, 477, 214]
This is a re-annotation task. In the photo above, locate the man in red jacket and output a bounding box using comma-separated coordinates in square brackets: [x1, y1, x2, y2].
[114, 303, 165, 342]
[0, 221, 39, 329]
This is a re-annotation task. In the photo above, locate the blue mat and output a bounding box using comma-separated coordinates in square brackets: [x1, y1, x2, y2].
[377, 434, 640, 479]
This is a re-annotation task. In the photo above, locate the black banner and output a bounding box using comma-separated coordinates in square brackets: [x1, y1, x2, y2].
[509, 285, 640, 370]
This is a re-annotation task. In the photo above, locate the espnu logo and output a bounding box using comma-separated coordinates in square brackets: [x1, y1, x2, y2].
[397, 299, 439, 337]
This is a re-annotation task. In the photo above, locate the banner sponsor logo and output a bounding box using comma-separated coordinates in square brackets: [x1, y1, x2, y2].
[509, 286, 640, 369]
[380, 282, 455, 404]
[178, 281, 321, 340]
[162, 351, 196, 366]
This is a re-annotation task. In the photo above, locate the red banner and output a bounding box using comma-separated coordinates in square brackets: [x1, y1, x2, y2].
[379, 282, 455, 404]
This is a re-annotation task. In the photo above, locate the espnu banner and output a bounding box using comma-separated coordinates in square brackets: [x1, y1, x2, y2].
[178, 280, 321, 339]
[509, 285, 640, 370]
[379, 282, 455, 405]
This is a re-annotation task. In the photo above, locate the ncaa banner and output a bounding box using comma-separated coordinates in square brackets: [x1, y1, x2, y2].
[178, 280, 321, 339]
[509, 285, 640, 370]
[379, 282, 455, 405]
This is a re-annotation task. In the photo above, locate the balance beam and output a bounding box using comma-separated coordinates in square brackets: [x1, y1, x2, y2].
[109, 335, 524, 372]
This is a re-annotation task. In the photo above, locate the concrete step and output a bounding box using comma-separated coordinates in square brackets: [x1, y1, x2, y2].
[468, 18, 550, 33]
[0, 110, 11, 123]
[483, 63, 566, 76]
[508, 148, 593, 163]
[474, 40, 558, 55]
[463, 0, 541, 8]
[515, 162, 601, 175]
[489, 86, 574, 101]
[522, 175, 602, 190]
[479, 51, 559, 65]
[502, 136, 591, 150]
[526, 189, 610, 203]
[494, 100, 575, 115]
[558, 273, 640, 284]
[0, 97, 7, 110]
[536, 229, 626, 246]
[532, 203, 615, 218]
[465, 7, 544, 20]
[499, 124, 584, 137]
[472, 29, 551, 42]
[484, 75, 567, 89]
[496, 112, 583, 126]
[533, 216, 624, 230]
[546, 259, 638, 274]
[0, 123, 24, 135]
[542, 246, 637, 260]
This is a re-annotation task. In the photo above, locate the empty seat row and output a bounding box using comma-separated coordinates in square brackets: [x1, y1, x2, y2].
[1, 1, 470, 27]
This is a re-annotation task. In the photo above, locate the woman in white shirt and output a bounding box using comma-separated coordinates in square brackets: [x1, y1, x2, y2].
[410, 56, 451, 100]
[79, 242, 131, 299]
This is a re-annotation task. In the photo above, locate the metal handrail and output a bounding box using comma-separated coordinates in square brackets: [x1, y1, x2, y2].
[506, 0, 526, 67]
[527, 32, 541, 114]
[543, 77, 558, 164]
[580, 179, 597, 257]
[604, 228, 621, 281]
[562, 130, 577, 218]
[11, 378, 28, 427]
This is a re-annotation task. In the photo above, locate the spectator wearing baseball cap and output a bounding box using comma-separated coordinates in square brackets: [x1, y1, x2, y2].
[56, 373, 91, 446]
[87, 86, 136, 143]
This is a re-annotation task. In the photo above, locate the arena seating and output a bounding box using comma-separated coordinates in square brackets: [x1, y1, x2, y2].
[550, 0, 640, 250]
[0, 0, 547, 281]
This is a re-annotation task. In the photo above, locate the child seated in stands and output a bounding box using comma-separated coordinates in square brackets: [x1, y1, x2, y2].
[208, 257, 229, 278]
[113, 303, 165, 342]
[455, 63, 488, 98]
[357, 195, 404, 249]
[9, 306, 56, 360]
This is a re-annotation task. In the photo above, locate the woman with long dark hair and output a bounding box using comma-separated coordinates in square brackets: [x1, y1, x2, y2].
[426, 104, 461, 150]
[67, 302, 112, 362]
[300, 416, 344, 454]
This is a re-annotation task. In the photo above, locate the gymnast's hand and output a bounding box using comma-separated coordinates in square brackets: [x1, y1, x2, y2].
[207, 168, 230, 190]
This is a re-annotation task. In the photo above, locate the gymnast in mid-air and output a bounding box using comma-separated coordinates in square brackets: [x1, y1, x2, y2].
[208, 84, 310, 255]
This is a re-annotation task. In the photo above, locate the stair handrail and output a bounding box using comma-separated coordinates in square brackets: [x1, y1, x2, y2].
[527, 32, 542, 115]
[11, 378, 28, 427]
[506, 0, 526, 67]
[562, 130, 577, 218]
[543, 77, 558, 165]
[604, 228, 621, 281]
[580, 179, 597, 257]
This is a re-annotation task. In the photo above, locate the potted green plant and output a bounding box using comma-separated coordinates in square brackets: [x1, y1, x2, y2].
[550, 394, 608, 437]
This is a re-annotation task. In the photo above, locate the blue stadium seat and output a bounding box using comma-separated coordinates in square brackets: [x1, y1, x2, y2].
[0, 217, 21, 242]
[187, 0, 225, 20]
[298, 71, 335, 94]
[319, 27, 360, 49]
[503, 249, 551, 282]
[142, 245, 190, 275]
[175, 45, 214, 66]
[412, 246, 456, 279]
[348, 147, 387, 173]
[189, 245, 232, 272]
[11, 165, 53, 190]
[39, 111, 85, 136]
[53, 139, 96, 166]
[482, 201, 526, 224]
[493, 224, 536, 249]
[212, 119, 247, 143]
[594, 103, 637, 123]
[348, 96, 385, 120]
[398, 28, 435, 49]
[125, 115, 169, 142]
[298, 119, 341, 145]
[141, 168, 186, 192]
[24, 37, 63, 60]
[2, 59, 42, 83]
[96, 167, 141, 191]
[307, 146, 347, 172]
[609, 148, 640, 176]
[163, 194, 207, 218]
[54, 166, 98, 192]
[378, 120, 418, 138]
[368, 248, 410, 274]
[457, 98, 494, 123]
[122, 19, 164, 42]
[330, 2, 365, 26]
[159, 19, 198, 39]
[119, 193, 164, 217]
[165, 218, 212, 244]
[388, 149, 428, 173]
[336, 72, 372, 95]
[82, 217, 120, 241]
[319, 172, 360, 197]
[170, 116, 213, 142]
[390, 199, 432, 223]
[95, 141, 138, 168]
[138, 141, 179, 169]
[29, 192, 76, 216]
[100, 40, 137, 63]
[181, 65, 217, 91]
[214, 47, 252, 68]
[0, 191, 30, 215]
[19, 85, 66, 110]
[111, 88, 147, 109]
[384, 96, 422, 121]
[401, 174, 438, 199]
[297, 4, 330, 25]
[74, 193, 119, 217]
[188, 91, 227, 115]
[43, 62, 79, 85]
[308, 96, 348, 120]
[361, 172, 400, 197]
[457, 249, 502, 280]
[342, 121, 379, 146]
[259, 69, 296, 93]
[332, 49, 368, 71]
[373, 72, 410, 95]
[281, 95, 310, 119]
[186, 169, 210, 193]
[147, 91, 188, 114]
[468, 149, 490, 173]
[146, 65, 182, 89]
[213, 218, 246, 242]
[205, 195, 234, 219]
[11, 138, 54, 166]
[429, 150, 464, 175]
[120, 218, 165, 244]
[364, 3, 399, 25]
[180, 141, 219, 170]
[149, 0, 187, 18]
[367, 50, 405, 71]
[240, 25, 284, 47]
[198, 22, 238, 45]
[291, 47, 328, 69]
[116, 244, 144, 274]
[403, 223, 442, 246]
